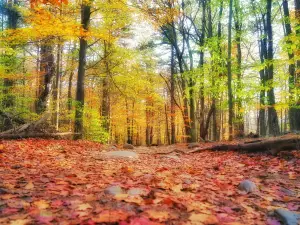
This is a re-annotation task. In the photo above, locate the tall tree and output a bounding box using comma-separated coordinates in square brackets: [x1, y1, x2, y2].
[35, 43, 55, 114]
[2, 0, 19, 130]
[74, 2, 91, 139]
[227, 0, 234, 141]
[266, 0, 280, 136]
[233, 0, 244, 137]
[288, 0, 300, 131]
[170, 45, 176, 144]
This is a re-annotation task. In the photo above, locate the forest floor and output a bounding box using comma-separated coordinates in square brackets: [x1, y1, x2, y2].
[0, 139, 299, 225]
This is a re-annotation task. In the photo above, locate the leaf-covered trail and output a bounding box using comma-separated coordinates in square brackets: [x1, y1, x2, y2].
[0, 139, 299, 225]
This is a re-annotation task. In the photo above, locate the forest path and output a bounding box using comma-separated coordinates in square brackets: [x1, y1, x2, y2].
[0, 139, 299, 224]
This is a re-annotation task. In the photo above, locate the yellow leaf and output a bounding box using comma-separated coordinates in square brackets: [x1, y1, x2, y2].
[146, 209, 169, 222]
[10, 219, 31, 225]
[171, 184, 183, 193]
[92, 210, 130, 223]
[78, 203, 92, 211]
[189, 213, 219, 224]
[114, 193, 129, 201]
[34, 200, 49, 209]
[24, 181, 34, 190]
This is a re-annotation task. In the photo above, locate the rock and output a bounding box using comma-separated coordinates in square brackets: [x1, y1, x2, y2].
[238, 180, 257, 193]
[274, 208, 300, 225]
[123, 143, 134, 149]
[104, 185, 124, 195]
[103, 151, 138, 159]
[188, 143, 201, 149]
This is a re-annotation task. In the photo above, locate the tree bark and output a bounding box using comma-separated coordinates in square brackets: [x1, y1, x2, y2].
[102, 41, 110, 133]
[36, 44, 55, 114]
[2, 0, 19, 130]
[234, 0, 244, 137]
[170, 45, 176, 144]
[52, 42, 62, 129]
[266, 0, 280, 136]
[74, 3, 91, 139]
[289, 0, 300, 131]
[199, 0, 207, 140]
[227, 0, 234, 141]
[186, 37, 196, 142]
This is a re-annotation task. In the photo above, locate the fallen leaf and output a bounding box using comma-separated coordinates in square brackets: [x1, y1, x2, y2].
[145, 209, 169, 222]
[77, 203, 92, 211]
[24, 181, 34, 190]
[92, 210, 130, 223]
[189, 213, 219, 224]
[34, 200, 49, 210]
[10, 219, 31, 225]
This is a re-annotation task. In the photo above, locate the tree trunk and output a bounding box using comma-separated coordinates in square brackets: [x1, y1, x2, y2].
[2, 0, 19, 130]
[67, 43, 76, 113]
[53, 42, 62, 129]
[189, 134, 300, 155]
[227, 0, 234, 141]
[186, 37, 196, 142]
[165, 103, 170, 145]
[289, 0, 300, 131]
[36, 44, 55, 114]
[234, 0, 244, 137]
[102, 41, 110, 133]
[266, 0, 280, 136]
[74, 4, 91, 139]
[199, 0, 207, 140]
[170, 45, 176, 144]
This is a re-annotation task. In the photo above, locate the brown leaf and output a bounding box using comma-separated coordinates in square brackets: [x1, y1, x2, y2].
[92, 210, 130, 223]
[189, 213, 219, 224]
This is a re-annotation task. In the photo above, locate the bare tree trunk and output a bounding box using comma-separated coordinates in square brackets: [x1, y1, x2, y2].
[53, 42, 62, 129]
[227, 0, 234, 141]
[36, 44, 55, 114]
[102, 41, 110, 133]
[234, 0, 244, 137]
[199, 0, 207, 140]
[266, 0, 280, 136]
[165, 103, 170, 145]
[170, 45, 176, 144]
[2, 0, 19, 130]
[288, 0, 300, 131]
[186, 37, 196, 142]
[74, 4, 91, 139]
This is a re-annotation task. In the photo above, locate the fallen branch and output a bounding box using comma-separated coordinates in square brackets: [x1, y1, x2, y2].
[0, 113, 79, 140]
[188, 135, 300, 155]
[0, 132, 77, 140]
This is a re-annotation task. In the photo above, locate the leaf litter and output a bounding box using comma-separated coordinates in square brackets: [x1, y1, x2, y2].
[0, 139, 299, 224]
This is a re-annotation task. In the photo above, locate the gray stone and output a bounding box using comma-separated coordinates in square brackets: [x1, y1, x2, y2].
[238, 180, 257, 193]
[123, 143, 134, 149]
[103, 151, 138, 159]
[104, 185, 124, 195]
[274, 208, 300, 225]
